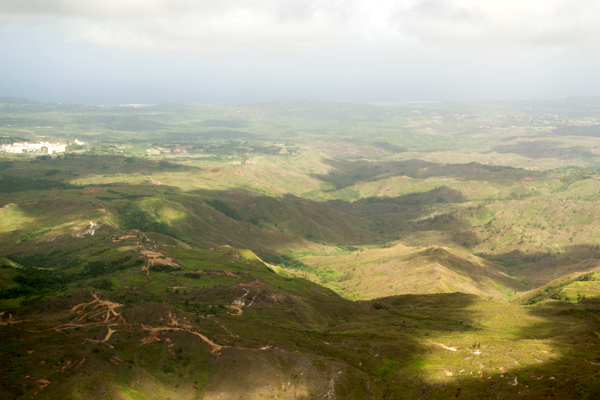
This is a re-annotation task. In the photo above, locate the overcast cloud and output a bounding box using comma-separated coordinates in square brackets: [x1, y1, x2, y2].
[1, 0, 599, 104]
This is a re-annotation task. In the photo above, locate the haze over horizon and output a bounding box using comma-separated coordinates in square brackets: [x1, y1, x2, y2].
[1, 0, 600, 105]
[5, 6, 600, 397]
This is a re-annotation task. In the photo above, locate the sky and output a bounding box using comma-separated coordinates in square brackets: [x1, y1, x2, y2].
[1, 0, 600, 105]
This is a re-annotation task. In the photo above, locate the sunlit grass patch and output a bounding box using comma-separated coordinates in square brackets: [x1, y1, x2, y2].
[0, 203, 34, 233]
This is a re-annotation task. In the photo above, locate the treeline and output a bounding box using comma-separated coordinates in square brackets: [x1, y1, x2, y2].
[117, 202, 174, 237]
[0, 176, 74, 193]
[9, 252, 80, 270]
[0, 256, 144, 300]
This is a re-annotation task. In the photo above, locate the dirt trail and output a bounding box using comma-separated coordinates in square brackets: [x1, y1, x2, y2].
[211, 319, 236, 336]
[140, 250, 179, 266]
[189, 270, 242, 279]
[168, 286, 189, 293]
[16, 294, 270, 356]
[112, 234, 136, 242]
[237, 278, 266, 287]
[226, 289, 250, 316]
[103, 328, 116, 342]
[0, 312, 28, 326]
[141, 265, 152, 281]
[70, 294, 122, 322]
[139, 248, 180, 282]
[226, 305, 243, 316]
[430, 341, 458, 351]
[140, 325, 226, 355]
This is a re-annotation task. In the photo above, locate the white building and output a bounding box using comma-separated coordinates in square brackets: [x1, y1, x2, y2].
[74, 139, 84, 145]
[24, 142, 42, 151]
[47, 143, 67, 154]
[1, 144, 22, 153]
[10, 143, 25, 153]
[1, 141, 67, 154]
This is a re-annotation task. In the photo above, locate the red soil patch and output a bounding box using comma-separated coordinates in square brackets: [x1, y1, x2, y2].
[226, 305, 243, 316]
[61, 358, 86, 372]
[83, 188, 103, 193]
[112, 234, 136, 242]
[111, 356, 124, 366]
[37, 379, 51, 391]
[166, 311, 193, 328]
[237, 278, 267, 287]
[139, 249, 180, 282]
[141, 335, 161, 345]
[168, 286, 190, 293]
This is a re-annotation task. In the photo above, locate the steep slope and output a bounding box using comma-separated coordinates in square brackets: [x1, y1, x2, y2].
[294, 245, 527, 300]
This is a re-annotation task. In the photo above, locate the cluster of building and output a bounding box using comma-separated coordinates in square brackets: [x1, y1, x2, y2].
[1, 139, 84, 155]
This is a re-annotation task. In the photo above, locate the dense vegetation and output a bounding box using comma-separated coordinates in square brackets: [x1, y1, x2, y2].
[0, 176, 74, 193]
[0, 256, 144, 300]
[117, 203, 174, 236]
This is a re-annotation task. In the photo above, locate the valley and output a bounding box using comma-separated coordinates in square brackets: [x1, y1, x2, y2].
[2, 97, 600, 399]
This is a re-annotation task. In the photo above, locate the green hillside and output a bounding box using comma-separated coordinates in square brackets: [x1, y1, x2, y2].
[291, 245, 526, 300]
[2, 98, 600, 398]
[2, 238, 600, 399]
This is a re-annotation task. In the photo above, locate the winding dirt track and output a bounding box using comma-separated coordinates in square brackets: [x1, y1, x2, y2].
[11, 294, 265, 356]
[0, 311, 28, 326]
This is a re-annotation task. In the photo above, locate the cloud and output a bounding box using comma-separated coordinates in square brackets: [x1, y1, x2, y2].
[0, 0, 598, 54]
[0, 0, 366, 50]
[395, 0, 600, 52]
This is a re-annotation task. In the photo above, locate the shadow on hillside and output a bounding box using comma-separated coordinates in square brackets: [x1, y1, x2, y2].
[300, 292, 485, 398]
[408, 300, 600, 399]
[0, 181, 485, 257]
[554, 124, 600, 138]
[488, 141, 598, 160]
[312, 159, 540, 190]
[0, 154, 206, 192]
[332, 186, 485, 248]
[483, 245, 600, 288]
[190, 186, 480, 250]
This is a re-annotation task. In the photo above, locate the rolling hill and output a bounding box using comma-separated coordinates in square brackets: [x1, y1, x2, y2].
[3, 97, 600, 398]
